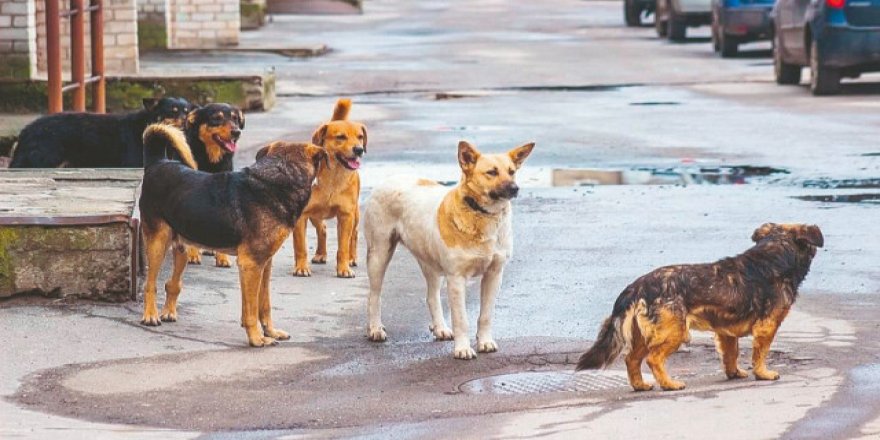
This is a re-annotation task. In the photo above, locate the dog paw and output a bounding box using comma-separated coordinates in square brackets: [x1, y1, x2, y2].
[367, 325, 387, 342]
[141, 313, 161, 326]
[726, 368, 749, 379]
[454, 346, 477, 360]
[215, 254, 232, 268]
[631, 382, 654, 392]
[311, 255, 327, 264]
[293, 266, 312, 277]
[477, 339, 499, 353]
[186, 248, 202, 265]
[430, 325, 454, 341]
[249, 336, 278, 348]
[754, 369, 780, 381]
[659, 380, 686, 391]
[159, 311, 177, 322]
[264, 328, 290, 340]
[337, 267, 355, 278]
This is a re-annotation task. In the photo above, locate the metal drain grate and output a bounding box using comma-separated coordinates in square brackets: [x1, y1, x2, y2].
[459, 371, 630, 395]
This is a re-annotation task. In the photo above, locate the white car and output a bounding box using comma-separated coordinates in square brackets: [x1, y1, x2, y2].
[655, 0, 713, 41]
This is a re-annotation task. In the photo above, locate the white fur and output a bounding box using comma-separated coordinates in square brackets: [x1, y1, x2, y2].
[363, 176, 513, 359]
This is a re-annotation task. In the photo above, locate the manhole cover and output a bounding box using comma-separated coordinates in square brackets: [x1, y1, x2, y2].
[458, 371, 630, 395]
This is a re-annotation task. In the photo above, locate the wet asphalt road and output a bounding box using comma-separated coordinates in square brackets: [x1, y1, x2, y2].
[3, 0, 880, 438]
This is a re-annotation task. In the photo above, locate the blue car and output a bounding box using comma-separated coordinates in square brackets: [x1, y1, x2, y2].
[711, 0, 775, 57]
[772, 0, 880, 95]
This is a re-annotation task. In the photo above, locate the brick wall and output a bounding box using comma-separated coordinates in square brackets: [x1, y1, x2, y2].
[167, 0, 239, 49]
[137, 0, 166, 50]
[34, 0, 139, 76]
[0, 0, 37, 79]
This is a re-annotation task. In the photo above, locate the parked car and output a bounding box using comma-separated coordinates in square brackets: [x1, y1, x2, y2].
[772, 0, 880, 95]
[655, 0, 713, 41]
[710, 0, 774, 57]
[625, 0, 655, 26]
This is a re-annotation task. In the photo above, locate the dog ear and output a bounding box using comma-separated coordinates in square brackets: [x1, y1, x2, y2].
[457, 141, 480, 172]
[508, 142, 535, 169]
[305, 144, 329, 171]
[312, 124, 328, 147]
[751, 223, 777, 243]
[186, 109, 199, 130]
[143, 98, 159, 110]
[256, 144, 273, 160]
[236, 109, 245, 130]
[360, 124, 368, 153]
[796, 225, 824, 248]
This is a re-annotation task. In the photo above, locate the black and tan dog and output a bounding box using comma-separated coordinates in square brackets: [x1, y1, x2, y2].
[293, 98, 367, 278]
[178, 103, 245, 268]
[138, 124, 326, 347]
[577, 223, 823, 391]
[10, 97, 192, 168]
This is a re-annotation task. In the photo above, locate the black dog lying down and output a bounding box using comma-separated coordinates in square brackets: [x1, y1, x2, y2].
[10, 97, 192, 168]
[138, 124, 328, 346]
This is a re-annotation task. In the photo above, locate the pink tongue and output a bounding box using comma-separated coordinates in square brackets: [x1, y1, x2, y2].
[223, 140, 237, 152]
[347, 158, 361, 170]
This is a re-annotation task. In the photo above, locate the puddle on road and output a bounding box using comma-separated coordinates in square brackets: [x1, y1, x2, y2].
[786, 364, 880, 439]
[459, 371, 629, 395]
[802, 178, 880, 189]
[794, 193, 880, 204]
[552, 165, 788, 186]
[629, 101, 681, 106]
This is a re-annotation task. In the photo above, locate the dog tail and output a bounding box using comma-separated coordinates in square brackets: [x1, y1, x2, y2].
[576, 297, 644, 371]
[142, 123, 197, 169]
[331, 98, 352, 121]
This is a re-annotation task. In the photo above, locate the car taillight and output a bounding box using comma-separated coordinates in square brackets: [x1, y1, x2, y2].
[826, 0, 845, 8]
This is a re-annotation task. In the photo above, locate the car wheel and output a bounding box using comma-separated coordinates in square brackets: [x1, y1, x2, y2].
[773, 30, 801, 85]
[625, 0, 642, 26]
[655, 0, 669, 37]
[667, 12, 687, 42]
[720, 32, 738, 58]
[810, 40, 840, 96]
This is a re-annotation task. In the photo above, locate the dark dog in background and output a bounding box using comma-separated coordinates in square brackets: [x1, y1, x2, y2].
[176, 103, 245, 268]
[577, 223, 823, 391]
[138, 124, 326, 347]
[10, 97, 192, 168]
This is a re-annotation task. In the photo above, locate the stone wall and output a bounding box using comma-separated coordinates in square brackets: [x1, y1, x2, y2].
[137, 0, 166, 50]
[167, 0, 239, 48]
[34, 0, 139, 76]
[0, 0, 37, 79]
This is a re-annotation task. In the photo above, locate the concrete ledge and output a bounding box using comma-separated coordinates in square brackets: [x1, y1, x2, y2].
[0, 71, 276, 113]
[267, 0, 362, 15]
[0, 169, 142, 302]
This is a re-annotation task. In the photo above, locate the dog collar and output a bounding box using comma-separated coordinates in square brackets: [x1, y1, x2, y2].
[463, 196, 491, 215]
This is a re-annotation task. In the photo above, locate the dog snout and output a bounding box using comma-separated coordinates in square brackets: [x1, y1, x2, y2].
[231, 127, 242, 140]
[353, 146, 365, 157]
[492, 182, 519, 200]
[506, 182, 520, 198]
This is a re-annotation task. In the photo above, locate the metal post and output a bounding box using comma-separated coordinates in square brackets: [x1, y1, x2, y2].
[90, 0, 105, 113]
[70, 0, 86, 111]
[46, 0, 63, 113]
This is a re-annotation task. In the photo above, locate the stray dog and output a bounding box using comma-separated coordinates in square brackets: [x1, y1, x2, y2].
[363, 140, 535, 359]
[576, 223, 824, 391]
[138, 124, 326, 346]
[10, 97, 192, 168]
[179, 103, 245, 268]
[293, 98, 366, 278]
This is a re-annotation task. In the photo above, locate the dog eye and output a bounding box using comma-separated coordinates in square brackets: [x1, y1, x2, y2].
[486, 169, 499, 177]
[509, 168, 515, 176]
[336, 134, 347, 141]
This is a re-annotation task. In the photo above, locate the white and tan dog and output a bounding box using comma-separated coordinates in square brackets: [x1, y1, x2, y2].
[363, 140, 535, 359]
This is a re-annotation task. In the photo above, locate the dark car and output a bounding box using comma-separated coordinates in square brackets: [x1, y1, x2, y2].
[772, 0, 880, 95]
[711, 0, 774, 57]
[625, 0, 655, 26]
[655, 0, 713, 41]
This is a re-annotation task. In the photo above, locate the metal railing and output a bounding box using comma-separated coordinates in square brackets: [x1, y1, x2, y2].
[45, 0, 105, 113]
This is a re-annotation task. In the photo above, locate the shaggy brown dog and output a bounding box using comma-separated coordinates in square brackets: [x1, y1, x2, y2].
[576, 223, 823, 391]
[292, 98, 367, 278]
[138, 124, 326, 347]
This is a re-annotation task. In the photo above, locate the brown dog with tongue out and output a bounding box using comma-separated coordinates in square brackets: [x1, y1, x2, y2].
[181, 103, 245, 268]
[292, 98, 367, 278]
